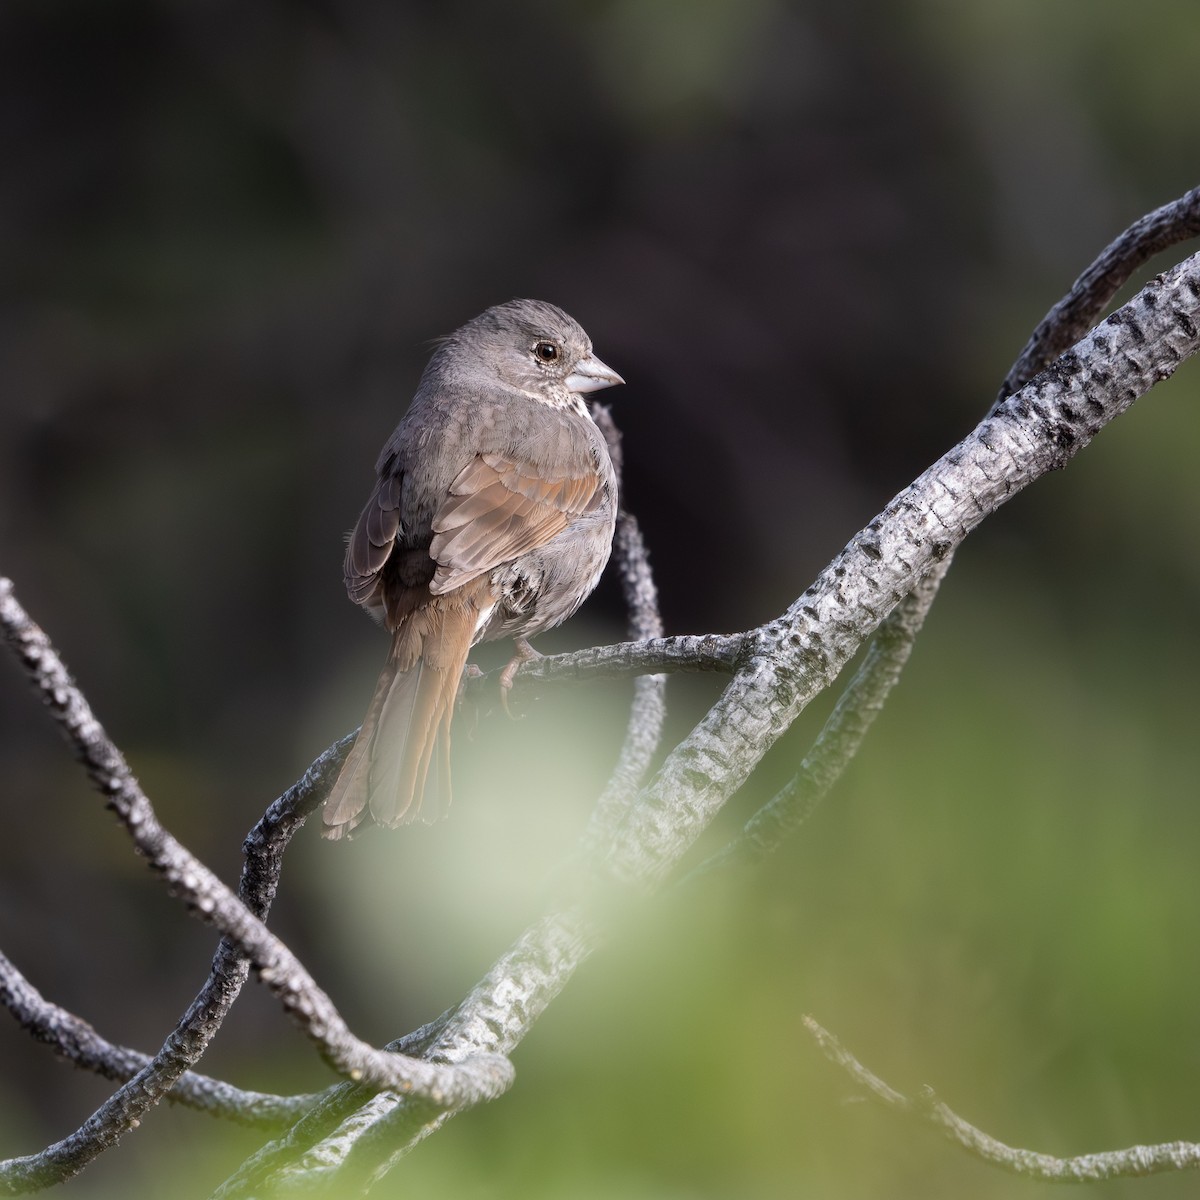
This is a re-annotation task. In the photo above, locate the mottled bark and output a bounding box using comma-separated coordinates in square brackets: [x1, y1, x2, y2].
[2, 227, 1199, 1197]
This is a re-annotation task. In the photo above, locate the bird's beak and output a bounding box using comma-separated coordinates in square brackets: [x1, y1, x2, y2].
[566, 353, 625, 394]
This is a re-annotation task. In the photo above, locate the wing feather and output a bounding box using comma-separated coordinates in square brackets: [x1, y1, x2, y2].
[429, 451, 602, 595]
[345, 472, 404, 606]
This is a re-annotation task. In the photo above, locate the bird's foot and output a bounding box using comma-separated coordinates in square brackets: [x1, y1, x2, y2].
[499, 637, 541, 718]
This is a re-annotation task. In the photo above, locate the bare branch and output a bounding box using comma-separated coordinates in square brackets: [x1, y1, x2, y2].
[689, 555, 951, 877]
[0, 580, 513, 1192]
[0, 723, 356, 1190]
[217, 505, 670, 1195]
[997, 185, 1200, 406]
[8, 190, 1200, 1196]
[578, 511, 670, 849]
[483, 191, 1200, 895]
[222, 247, 1200, 1196]
[220, 906, 601, 1197]
[803, 1016, 1200, 1182]
[467, 632, 744, 693]
[604, 252, 1200, 892]
[0, 952, 317, 1128]
[688, 187, 1200, 880]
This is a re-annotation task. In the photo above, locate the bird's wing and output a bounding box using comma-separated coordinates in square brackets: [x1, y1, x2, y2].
[344, 470, 404, 607]
[428, 451, 604, 594]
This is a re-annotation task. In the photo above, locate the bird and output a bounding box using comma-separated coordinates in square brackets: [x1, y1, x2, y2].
[322, 299, 624, 839]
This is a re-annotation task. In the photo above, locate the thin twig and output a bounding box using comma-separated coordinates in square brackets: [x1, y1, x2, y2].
[0, 580, 513, 1193]
[803, 1016, 1200, 1182]
[0, 724, 352, 1185]
[997, 184, 1200, 407]
[222, 246, 1200, 1196]
[464, 632, 743, 695]
[578, 511, 671, 850]
[468, 405, 720, 702]
[603, 252, 1200, 891]
[215, 447, 672, 1196]
[0, 952, 317, 1128]
[695, 185, 1200, 877]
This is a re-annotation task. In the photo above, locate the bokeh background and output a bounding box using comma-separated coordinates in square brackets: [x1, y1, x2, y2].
[3, 1, 1200, 1197]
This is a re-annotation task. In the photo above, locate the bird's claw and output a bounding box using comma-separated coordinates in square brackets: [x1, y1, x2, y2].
[498, 638, 541, 719]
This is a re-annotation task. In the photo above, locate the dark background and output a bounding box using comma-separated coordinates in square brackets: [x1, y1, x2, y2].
[3, 2, 1200, 1196]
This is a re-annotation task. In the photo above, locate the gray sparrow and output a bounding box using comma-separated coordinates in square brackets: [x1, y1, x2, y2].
[323, 299, 623, 839]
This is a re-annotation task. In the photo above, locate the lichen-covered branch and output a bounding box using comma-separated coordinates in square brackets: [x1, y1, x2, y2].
[0, 731, 362, 1163]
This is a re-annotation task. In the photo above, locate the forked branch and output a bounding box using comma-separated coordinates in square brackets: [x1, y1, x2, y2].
[227, 247, 1200, 1193]
[0, 583, 511, 1193]
[2, 192, 1200, 1198]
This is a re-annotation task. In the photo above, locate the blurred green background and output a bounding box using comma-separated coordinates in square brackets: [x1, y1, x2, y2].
[2, 0, 1200, 1196]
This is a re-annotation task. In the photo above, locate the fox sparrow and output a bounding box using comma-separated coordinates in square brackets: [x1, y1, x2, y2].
[322, 299, 623, 839]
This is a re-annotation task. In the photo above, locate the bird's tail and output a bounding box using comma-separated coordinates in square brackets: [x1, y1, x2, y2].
[322, 584, 484, 839]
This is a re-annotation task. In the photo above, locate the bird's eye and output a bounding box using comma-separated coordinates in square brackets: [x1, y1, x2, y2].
[534, 341, 559, 363]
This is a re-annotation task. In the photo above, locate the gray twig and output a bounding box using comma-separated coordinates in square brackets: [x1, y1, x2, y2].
[0, 582, 512, 1193]
[579, 509, 670, 850]
[467, 631, 744, 693]
[997, 184, 1200, 407]
[694, 185, 1200, 877]
[221, 244, 1200, 1197]
[804, 1015, 1200, 1182]
[216, 488, 671, 1196]
[602, 252, 1200, 895]
[7, 192, 1200, 1198]
[0, 951, 317, 1128]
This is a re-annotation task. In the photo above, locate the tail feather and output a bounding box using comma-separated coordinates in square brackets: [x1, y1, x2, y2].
[322, 584, 482, 839]
[418, 653, 459, 822]
[367, 658, 442, 826]
[322, 665, 395, 841]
